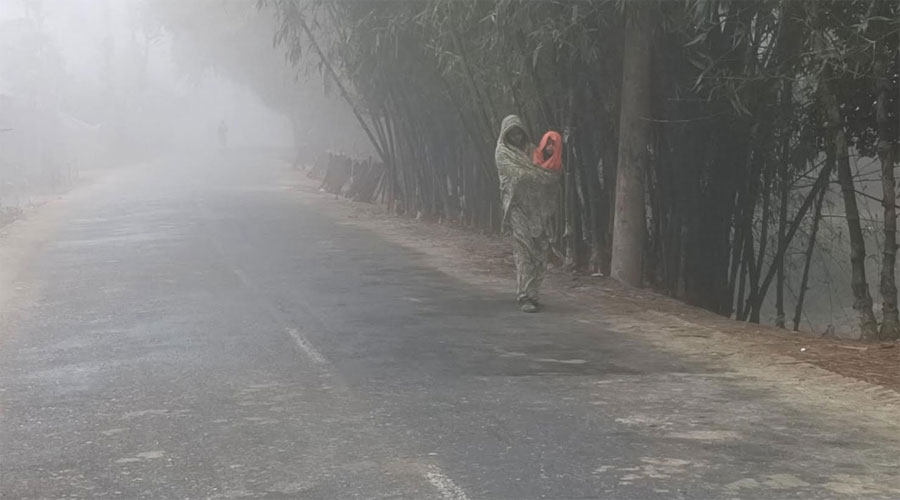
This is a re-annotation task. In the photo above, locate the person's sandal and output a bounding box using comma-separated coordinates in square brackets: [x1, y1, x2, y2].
[520, 302, 538, 313]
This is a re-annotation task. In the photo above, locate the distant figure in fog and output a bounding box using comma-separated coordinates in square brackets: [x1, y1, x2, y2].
[217, 120, 229, 149]
[495, 115, 561, 312]
[533, 131, 563, 172]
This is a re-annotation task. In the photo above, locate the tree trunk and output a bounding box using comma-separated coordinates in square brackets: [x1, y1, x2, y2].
[564, 85, 579, 269]
[746, 155, 773, 323]
[794, 160, 829, 331]
[601, 134, 617, 275]
[296, 16, 388, 165]
[775, 187, 787, 327]
[736, 136, 763, 321]
[820, 71, 879, 340]
[748, 161, 833, 323]
[808, 3, 879, 340]
[587, 160, 603, 273]
[449, 26, 497, 139]
[728, 196, 746, 311]
[876, 73, 900, 340]
[736, 237, 750, 320]
[771, 0, 804, 326]
[611, 4, 654, 286]
[775, 79, 792, 328]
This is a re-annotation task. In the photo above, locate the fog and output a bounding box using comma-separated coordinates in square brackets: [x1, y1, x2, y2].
[0, 0, 367, 209]
[0, 0, 894, 339]
[2, 1, 898, 497]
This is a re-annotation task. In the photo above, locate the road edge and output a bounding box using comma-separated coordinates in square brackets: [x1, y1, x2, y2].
[284, 171, 900, 432]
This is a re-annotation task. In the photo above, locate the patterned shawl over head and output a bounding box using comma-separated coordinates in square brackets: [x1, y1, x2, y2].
[495, 115, 561, 237]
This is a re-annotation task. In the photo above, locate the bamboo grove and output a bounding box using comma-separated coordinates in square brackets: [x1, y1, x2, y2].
[252, 0, 899, 340]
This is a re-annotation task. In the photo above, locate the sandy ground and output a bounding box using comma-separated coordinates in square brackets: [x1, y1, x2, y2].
[286, 170, 900, 424]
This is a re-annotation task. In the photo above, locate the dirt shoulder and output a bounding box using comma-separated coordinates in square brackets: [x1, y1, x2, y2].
[0, 168, 122, 316]
[286, 170, 900, 426]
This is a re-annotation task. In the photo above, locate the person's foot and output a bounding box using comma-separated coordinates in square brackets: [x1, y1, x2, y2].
[520, 301, 539, 313]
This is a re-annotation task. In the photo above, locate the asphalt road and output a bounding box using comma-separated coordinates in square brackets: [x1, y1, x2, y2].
[1, 151, 897, 499]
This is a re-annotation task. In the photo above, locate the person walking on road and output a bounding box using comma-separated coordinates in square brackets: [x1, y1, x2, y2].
[495, 115, 561, 312]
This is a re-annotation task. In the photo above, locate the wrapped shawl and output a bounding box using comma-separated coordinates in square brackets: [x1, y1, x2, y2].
[495, 115, 561, 237]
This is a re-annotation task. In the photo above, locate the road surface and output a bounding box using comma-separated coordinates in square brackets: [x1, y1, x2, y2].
[1, 151, 897, 499]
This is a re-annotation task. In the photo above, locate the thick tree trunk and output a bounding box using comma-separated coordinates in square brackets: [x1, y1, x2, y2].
[822, 85, 879, 340]
[611, 4, 654, 286]
[876, 74, 900, 340]
[811, 6, 879, 340]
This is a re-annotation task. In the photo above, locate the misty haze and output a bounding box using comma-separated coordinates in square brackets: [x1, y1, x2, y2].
[0, 1, 898, 499]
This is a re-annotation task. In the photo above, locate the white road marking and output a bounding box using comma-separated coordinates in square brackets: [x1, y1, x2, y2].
[286, 328, 327, 364]
[534, 358, 588, 365]
[425, 466, 470, 500]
